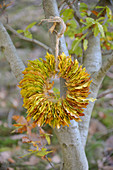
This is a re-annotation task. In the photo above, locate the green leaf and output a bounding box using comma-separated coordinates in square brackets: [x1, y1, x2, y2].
[25, 22, 37, 30]
[106, 6, 112, 20]
[45, 134, 51, 145]
[64, 20, 77, 39]
[96, 22, 105, 37]
[88, 98, 96, 102]
[79, 24, 92, 32]
[96, 17, 106, 22]
[72, 33, 88, 51]
[53, 87, 60, 99]
[69, 19, 77, 28]
[83, 39, 88, 51]
[79, 3, 88, 11]
[69, 46, 83, 56]
[97, 7, 106, 17]
[17, 29, 24, 33]
[93, 24, 99, 37]
[86, 17, 95, 24]
[36, 148, 52, 157]
[95, 6, 105, 9]
[103, 25, 108, 32]
[61, 9, 74, 22]
[20, 151, 36, 158]
[24, 30, 32, 39]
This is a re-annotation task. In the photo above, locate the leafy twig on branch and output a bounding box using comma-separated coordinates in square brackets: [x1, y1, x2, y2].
[97, 88, 113, 99]
[45, 155, 57, 170]
[4, 24, 52, 53]
[65, 0, 81, 25]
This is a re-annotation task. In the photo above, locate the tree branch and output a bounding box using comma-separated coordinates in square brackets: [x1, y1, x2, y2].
[79, 34, 102, 147]
[97, 52, 113, 80]
[58, 0, 66, 13]
[5, 24, 52, 53]
[0, 22, 25, 82]
[97, 88, 113, 99]
[79, 32, 113, 147]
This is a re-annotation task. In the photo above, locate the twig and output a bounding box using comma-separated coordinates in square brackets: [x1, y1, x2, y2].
[38, 144, 56, 170]
[8, 109, 14, 128]
[102, 51, 113, 56]
[58, 1, 67, 13]
[45, 155, 57, 170]
[95, 127, 113, 139]
[58, 0, 66, 9]
[97, 88, 113, 99]
[61, 0, 76, 14]
[4, 24, 52, 53]
[106, 71, 113, 78]
[97, 52, 113, 79]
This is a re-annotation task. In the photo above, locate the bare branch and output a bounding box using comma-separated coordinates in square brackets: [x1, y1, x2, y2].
[5, 24, 52, 53]
[65, 0, 81, 25]
[97, 52, 113, 79]
[58, 1, 67, 13]
[97, 88, 113, 99]
[106, 71, 113, 78]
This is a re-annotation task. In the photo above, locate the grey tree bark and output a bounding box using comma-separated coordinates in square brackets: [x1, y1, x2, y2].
[0, 0, 113, 170]
[43, 1, 88, 170]
[0, 22, 25, 82]
[79, 34, 102, 147]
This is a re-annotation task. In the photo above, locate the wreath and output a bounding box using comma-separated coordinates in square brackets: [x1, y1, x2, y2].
[19, 53, 95, 128]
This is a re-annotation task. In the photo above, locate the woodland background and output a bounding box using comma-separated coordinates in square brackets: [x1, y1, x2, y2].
[0, 0, 113, 169]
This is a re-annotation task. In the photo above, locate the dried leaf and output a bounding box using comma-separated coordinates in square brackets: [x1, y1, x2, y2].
[19, 53, 94, 128]
[49, 23, 56, 33]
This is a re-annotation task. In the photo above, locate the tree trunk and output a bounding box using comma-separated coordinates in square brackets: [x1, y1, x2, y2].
[43, 0, 88, 169]
[79, 34, 102, 147]
[1, 1, 113, 170]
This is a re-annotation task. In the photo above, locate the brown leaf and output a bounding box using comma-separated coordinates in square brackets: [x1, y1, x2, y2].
[49, 23, 56, 33]
[7, 168, 14, 170]
[91, 10, 99, 16]
[8, 158, 15, 164]
[74, 33, 83, 38]
[22, 136, 31, 143]
[12, 115, 27, 124]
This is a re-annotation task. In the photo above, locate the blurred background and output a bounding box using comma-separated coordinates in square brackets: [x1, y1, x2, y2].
[0, 0, 113, 169]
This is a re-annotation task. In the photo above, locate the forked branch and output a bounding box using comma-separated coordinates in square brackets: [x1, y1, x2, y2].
[97, 52, 113, 80]
[5, 24, 52, 53]
[97, 88, 113, 99]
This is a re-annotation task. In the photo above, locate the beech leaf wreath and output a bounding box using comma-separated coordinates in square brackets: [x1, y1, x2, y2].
[19, 17, 95, 129]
